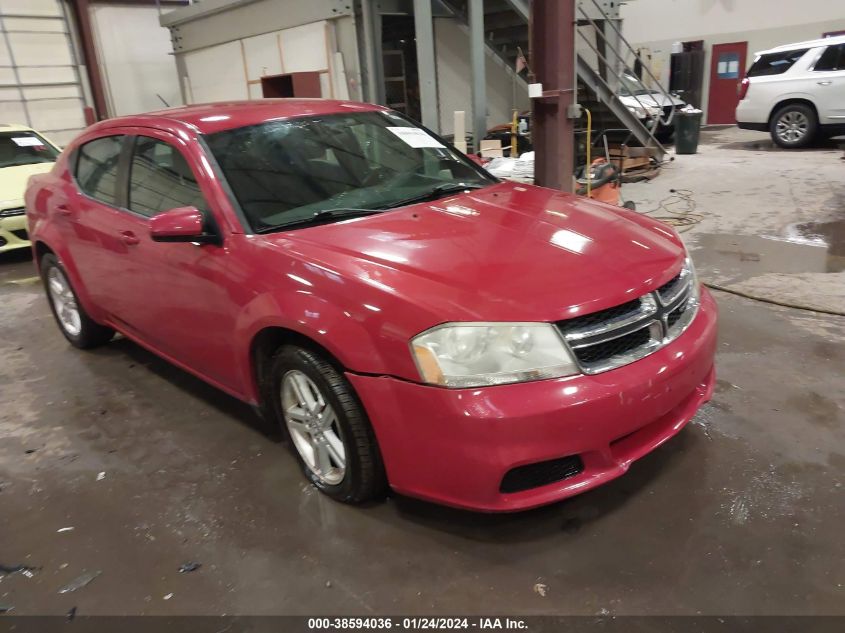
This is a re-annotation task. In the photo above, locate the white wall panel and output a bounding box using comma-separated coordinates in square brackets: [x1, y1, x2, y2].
[16, 66, 76, 85]
[0, 100, 26, 122]
[279, 21, 329, 73]
[242, 32, 282, 81]
[7, 31, 73, 65]
[27, 96, 84, 130]
[0, 67, 15, 85]
[248, 82, 263, 100]
[22, 84, 79, 100]
[0, 0, 62, 18]
[4, 16, 66, 32]
[91, 4, 182, 116]
[184, 41, 248, 103]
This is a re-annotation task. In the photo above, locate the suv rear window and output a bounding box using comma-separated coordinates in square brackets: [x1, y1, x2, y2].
[747, 49, 809, 77]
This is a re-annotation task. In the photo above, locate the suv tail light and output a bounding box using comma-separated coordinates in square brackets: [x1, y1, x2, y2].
[738, 77, 750, 100]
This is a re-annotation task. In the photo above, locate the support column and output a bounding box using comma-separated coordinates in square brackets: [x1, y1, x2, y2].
[69, 0, 109, 120]
[468, 0, 485, 153]
[413, 0, 439, 131]
[360, 0, 385, 104]
[530, 0, 576, 191]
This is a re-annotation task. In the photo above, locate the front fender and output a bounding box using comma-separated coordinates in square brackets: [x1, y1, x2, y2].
[235, 288, 398, 403]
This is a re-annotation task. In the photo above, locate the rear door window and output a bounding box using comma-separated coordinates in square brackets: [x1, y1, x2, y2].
[75, 135, 125, 206]
[747, 49, 809, 77]
[813, 44, 845, 71]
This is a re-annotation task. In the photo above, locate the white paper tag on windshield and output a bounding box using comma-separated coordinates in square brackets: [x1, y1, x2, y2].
[12, 137, 44, 147]
[386, 127, 445, 149]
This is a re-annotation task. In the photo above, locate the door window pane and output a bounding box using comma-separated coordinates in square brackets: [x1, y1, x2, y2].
[128, 136, 207, 217]
[814, 44, 845, 71]
[75, 135, 124, 206]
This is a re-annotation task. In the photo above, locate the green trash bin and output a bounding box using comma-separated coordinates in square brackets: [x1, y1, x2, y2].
[674, 109, 702, 154]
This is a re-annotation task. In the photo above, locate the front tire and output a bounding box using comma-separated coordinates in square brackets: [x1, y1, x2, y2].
[269, 345, 387, 503]
[41, 254, 113, 349]
[770, 103, 817, 149]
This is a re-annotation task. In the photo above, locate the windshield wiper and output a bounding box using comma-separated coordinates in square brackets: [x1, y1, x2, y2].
[380, 183, 487, 209]
[256, 208, 383, 233]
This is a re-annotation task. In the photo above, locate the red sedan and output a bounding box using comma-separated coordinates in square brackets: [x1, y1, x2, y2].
[25, 100, 717, 511]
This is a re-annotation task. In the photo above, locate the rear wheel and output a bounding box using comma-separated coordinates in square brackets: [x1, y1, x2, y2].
[41, 254, 113, 348]
[770, 103, 817, 148]
[269, 345, 387, 503]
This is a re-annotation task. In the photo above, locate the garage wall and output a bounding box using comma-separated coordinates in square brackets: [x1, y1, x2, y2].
[620, 0, 845, 119]
[180, 20, 343, 104]
[161, 0, 361, 104]
[90, 3, 182, 116]
[433, 17, 529, 137]
[0, 0, 86, 146]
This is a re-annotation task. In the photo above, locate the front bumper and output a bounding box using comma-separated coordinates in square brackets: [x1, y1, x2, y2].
[348, 288, 718, 512]
[0, 213, 30, 252]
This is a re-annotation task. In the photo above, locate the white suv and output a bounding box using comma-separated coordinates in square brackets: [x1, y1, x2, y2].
[736, 35, 845, 148]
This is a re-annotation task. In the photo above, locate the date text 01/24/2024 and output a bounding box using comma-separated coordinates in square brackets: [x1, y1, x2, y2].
[307, 618, 528, 630]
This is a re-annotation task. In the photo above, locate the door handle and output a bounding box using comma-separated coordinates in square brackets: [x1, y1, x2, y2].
[120, 231, 140, 246]
[817, 81, 832, 86]
[56, 204, 72, 216]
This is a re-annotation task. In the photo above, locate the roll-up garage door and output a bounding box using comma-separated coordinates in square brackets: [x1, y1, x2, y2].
[0, 0, 86, 146]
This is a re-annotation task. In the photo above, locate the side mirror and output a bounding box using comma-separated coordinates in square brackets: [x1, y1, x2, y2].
[150, 206, 219, 245]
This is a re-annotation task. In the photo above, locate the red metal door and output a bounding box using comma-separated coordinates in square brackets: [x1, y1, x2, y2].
[707, 41, 747, 124]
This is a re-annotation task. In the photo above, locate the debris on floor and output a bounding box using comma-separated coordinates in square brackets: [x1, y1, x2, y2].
[58, 570, 101, 594]
[532, 582, 548, 597]
[0, 605, 13, 614]
[66, 607, 77, 621]
[96, 472, 106, 481]
[163, 593, 173, 600]
[0, 563, 38, 577]
[57, 527, 75, 533]
[484, 152, 534, 183]
[178, 562, 201, 573]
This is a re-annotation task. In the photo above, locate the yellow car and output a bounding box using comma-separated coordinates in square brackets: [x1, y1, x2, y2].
[1, 124, 61, 254]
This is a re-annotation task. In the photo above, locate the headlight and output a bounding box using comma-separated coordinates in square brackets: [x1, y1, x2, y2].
[411, 323, 579, 388]
[685, 255, 700, 301]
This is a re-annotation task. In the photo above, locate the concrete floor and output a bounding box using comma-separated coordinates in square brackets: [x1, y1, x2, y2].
[626, 127, 845, 313]
[1, 128, 843, 616]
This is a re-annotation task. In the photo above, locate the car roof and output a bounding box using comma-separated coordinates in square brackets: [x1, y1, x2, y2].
[0, 123, 36, 133]
[89, 99, 391, 136]
[757, 34, 845, 55]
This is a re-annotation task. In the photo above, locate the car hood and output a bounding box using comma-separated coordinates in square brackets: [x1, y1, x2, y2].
[261, 182, 686, 324]
[0, 162, 55, 209]
[619, 93, 685, 109]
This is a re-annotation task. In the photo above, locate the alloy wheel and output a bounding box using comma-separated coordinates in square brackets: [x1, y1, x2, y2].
[47, 267, 82, 336]
[775, 111, 808, 144]
[281, 370, 346, 485]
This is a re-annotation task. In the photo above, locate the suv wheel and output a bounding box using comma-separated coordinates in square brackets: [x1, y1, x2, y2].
[41, 254, 114, 348]
[269, 345, 387, 503]
[770, 103, 817, 149]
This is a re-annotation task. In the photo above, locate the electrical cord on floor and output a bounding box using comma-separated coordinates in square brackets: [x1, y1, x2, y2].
[703, 283, 845, 317]
[638, 188, 705, 232]
[633, 189, 845, 316]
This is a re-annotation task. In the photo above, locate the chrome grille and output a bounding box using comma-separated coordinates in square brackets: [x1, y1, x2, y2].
[0, 207, 25, 218]
[557, 261, 700, 374]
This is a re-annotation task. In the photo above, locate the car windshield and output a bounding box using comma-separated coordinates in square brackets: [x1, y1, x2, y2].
[0, 131, 59, 169]
[618, 73, 652, 96]
[203, 111, 495, 232]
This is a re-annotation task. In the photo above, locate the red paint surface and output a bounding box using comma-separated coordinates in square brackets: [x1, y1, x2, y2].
[26, 100, 717, 511]
[707, 42, 748, 124]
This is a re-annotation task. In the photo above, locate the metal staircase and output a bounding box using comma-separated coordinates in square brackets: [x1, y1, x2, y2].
[440, 0, 674, 160]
